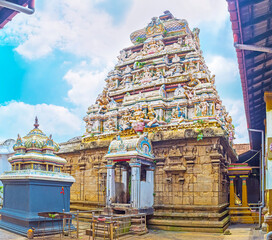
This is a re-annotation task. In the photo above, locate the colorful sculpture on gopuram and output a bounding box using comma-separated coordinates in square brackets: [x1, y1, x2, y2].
[0, 118, 75, 237]
[82, 10, 235, 143]
[59, 11, 238, 233]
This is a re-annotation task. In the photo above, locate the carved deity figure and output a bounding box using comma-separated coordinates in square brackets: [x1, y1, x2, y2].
[171, 104, 186, 123]
[172, 54, 180, 63]
[133, 105, 145, 122]
[105, 77, 115, 89]
[117, 50, 127, 63]
[188, 60, 198, 74]
[174, 84, 185, 97]
[195, 97, 209, 117]
[142, 38, 165, 55]
[193, 28, 200, 46]
[173, 65, 183, 76]
[200, 100, 209, 116]
[141, 68, 153, 84]
[215, 100, 223, 119]
[119, 109, 132, 131]
[146, 17, 165, 37]
[96, 89, 111, 113]
[165, 38, 183, 52]
[185, 34, 196, 50]
[104, 117, 116, 132]
[156, 70, 165, 82]
[86, 120, 94, 133]
[133, 72, 141, 84]
[184, 88, 196, 100]
[123, 65, 132, 75]
[159, 84, 166, 98]
[147, 105, 158, 127]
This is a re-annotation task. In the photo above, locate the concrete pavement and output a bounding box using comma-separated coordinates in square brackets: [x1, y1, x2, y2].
[0, 224, 266, 240]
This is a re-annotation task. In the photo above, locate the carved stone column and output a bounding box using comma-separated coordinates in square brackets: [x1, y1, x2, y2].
[146, 167, 155, 207]
[130, 162, 141, 209]
[121, 167, 128, 203]
[106, 164, 115, 206]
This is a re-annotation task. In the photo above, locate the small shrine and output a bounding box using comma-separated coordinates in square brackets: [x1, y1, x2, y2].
[0, 118, 75, 236]
[227, 163, 258, 224]
[104, 133, 155, 214]
[58, 11, 238, 233]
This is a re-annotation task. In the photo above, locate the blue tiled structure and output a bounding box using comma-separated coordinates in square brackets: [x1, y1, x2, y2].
[0, 118, 75, 236]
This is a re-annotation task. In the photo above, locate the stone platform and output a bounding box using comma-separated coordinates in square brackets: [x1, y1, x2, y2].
[0, 223, 265, 240]
[148, 203, 229, 233]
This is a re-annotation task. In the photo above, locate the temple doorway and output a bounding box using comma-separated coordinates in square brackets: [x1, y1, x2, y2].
[105, 134, 155, 214]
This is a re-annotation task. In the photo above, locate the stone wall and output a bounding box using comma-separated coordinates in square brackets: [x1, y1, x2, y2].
[233, 143, 250, 156]
[58, 129, 237, 232]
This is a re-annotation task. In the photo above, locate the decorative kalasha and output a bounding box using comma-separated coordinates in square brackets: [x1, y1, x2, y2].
[82, 10, 235, 144]
[0, 118, 75, 236]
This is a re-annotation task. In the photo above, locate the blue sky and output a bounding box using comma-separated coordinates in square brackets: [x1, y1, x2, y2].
[0, 0, 248, 143]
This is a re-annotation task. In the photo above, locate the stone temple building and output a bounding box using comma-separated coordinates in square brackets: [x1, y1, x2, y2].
[58, 11, 238, 232]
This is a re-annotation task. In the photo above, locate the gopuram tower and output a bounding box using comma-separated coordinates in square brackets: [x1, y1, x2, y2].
[59, 11, 238, 233]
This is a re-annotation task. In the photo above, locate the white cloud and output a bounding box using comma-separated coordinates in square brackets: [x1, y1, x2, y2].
[223, 98, 249, 144]
[0, 0, 248, 144]
[0, 101, 83, 142]
[206, 55, 239, 86]
[1, 0, 229, 62]
[63, 66, 109, 111]
[125, 0, 228, 32]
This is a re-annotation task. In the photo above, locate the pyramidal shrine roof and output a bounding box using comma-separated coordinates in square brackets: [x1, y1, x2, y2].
[82, 11, 235, 145]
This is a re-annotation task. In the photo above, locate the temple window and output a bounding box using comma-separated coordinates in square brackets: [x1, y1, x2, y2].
[21, 164, 31, 170]
[33, 164, 46, 171]
[48, 165, 53, 172]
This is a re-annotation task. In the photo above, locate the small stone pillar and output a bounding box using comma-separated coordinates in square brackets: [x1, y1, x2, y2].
[229, 176, 236, 207]
[146, 167, 155, 207]
[106, 164, 115, 206]
[130, 162, 141, 209]
[241, 175, 249, 207]
[121, 167, 128, 203]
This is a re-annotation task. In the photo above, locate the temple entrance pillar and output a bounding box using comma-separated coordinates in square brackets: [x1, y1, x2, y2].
[106, 164, 115, 206]
[227, 163, 256, 224]
[130, 162, 141, 208]
[229, 176, 236, 207]
[241, 175, 249, 207]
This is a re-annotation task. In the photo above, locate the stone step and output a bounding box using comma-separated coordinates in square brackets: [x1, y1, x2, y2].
[130, 225, 147, 233]
[131, 218, 146, 223]
[153, 210, 228, 219]
[86, 228, 112, 237]
[148, 216, 229, 228]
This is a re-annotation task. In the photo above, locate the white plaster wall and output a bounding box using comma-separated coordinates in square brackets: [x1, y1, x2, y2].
[140, 171, 154, 208]
[0, 154, 11, 178]
[0, 154, 12, 204]
[266, 110, 272, 189]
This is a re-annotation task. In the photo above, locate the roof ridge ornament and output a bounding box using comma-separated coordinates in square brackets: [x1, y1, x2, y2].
[34, 116, 39, 129]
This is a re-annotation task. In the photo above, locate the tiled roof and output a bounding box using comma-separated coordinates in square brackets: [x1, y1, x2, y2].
[226, 0, 272, 150]
[0, 0, 30, 29]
